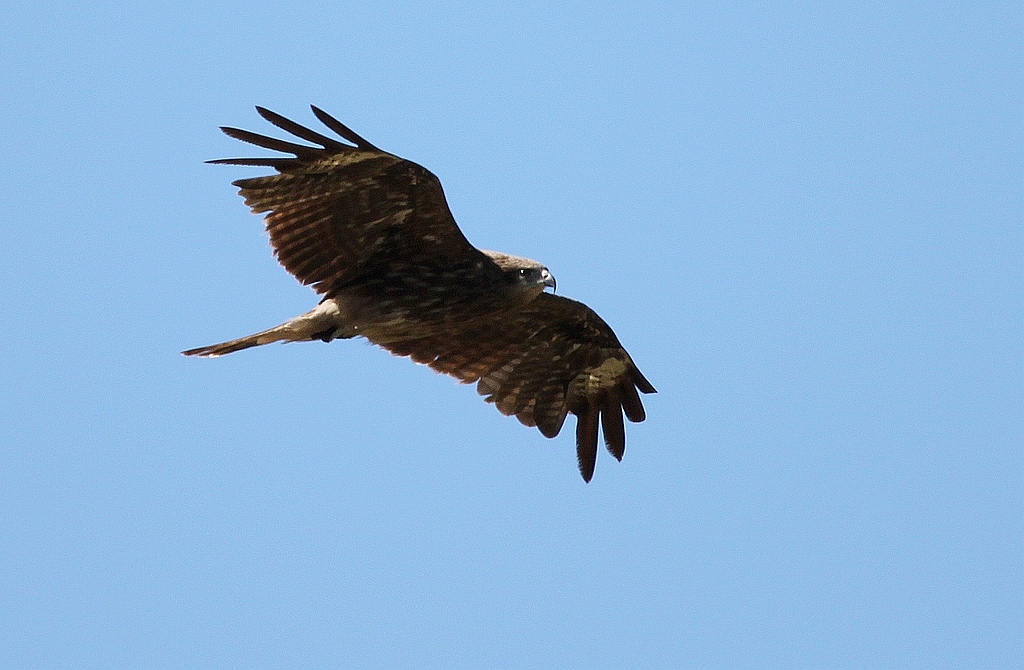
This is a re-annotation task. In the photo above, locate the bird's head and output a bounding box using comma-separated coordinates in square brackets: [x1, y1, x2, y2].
[483, 250, 556, 298]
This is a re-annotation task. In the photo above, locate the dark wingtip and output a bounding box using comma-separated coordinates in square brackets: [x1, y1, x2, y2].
[254, 106, 349, 151]
[621, 381, 646, 423]
[218, 126, 322, 158]
[633, 367, 657, 394]
[206, 158, 296, 169]
[576, 407, 599, 483]
[601, 394, 626, 461]
[181, 346, 213, 357]
[310, 105, 381, 151]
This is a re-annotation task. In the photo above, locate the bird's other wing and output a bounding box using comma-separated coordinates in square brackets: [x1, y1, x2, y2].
[380, 293, 656, 482]
[209, 106, 492, 296]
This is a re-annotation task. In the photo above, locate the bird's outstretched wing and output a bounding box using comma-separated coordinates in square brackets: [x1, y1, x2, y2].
[210, 106, 492, 296]
[381, 293, 656, 482]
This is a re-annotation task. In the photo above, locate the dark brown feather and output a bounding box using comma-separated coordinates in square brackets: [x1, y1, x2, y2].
[576, 404, 600, 483]
[219, 126, 324, 159]
[255, 106, 349, 151]
[206, 157, 297, 169]
[601, 389, 626, 460]
[311, 105, 381, 150]
[632, 368, 657, 395]
[534, 381, 570, 439]
[620, 380, 646, 423]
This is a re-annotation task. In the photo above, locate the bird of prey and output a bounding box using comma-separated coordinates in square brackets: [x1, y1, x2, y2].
[183, 106, 655, 481]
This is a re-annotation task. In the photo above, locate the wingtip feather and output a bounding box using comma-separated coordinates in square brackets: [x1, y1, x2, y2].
[633, 367, 657, 394]
[218, 126, 321, 158]
[621, 381, 646, 423]
[255, 106, 349, 151]
[310, 105, 381, 151]
[576, 407, 599, 483]
[601, 393, 626, 461]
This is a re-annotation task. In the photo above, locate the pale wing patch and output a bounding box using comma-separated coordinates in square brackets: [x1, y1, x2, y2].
[586, 356, 628, 396]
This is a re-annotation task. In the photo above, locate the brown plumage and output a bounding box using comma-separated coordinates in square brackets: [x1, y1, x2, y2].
[184, 106, 655, 481]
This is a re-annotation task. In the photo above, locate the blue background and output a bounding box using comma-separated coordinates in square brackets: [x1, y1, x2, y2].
[2, 2, 1020, 667]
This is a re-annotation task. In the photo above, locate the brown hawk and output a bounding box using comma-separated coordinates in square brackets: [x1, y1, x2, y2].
[184, 106, 656, 481]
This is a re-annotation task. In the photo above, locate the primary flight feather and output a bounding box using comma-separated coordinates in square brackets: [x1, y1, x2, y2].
[184, 106, 655, 481]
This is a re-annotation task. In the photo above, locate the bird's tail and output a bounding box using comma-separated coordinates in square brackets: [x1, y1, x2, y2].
[182, 301, 348, 358]
[181, 324, 295, 357]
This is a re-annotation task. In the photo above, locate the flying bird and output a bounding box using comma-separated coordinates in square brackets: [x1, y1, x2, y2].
[183, 106, 655, 481]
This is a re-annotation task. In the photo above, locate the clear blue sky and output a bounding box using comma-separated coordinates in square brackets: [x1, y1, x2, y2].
[2, 2, 1020, 668]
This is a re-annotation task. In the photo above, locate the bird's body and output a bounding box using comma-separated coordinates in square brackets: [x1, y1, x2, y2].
[185, 106, 655, 481]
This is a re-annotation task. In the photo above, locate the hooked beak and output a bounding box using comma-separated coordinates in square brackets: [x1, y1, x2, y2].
[541, 268, 556, 292]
